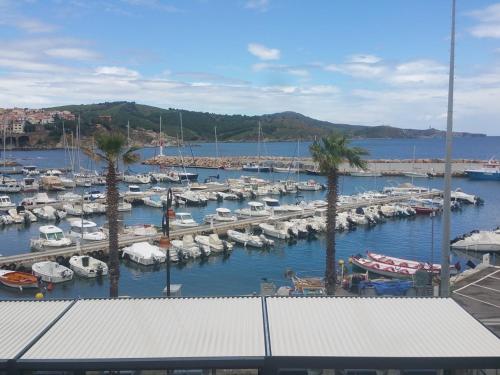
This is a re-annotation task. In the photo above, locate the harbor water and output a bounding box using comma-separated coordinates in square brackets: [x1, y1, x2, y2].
[0, 137, 499, 299]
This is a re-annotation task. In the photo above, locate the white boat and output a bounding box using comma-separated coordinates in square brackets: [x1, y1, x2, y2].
[68, 219, 107, 242]
[8, 206, 36, 223]
[171, 235, 204, 259]
[273, 166, 300, 173]
[122, 224, 158, 237]
[297, 179, 323, 191]
[122, 173, 151, 184]
[143, 195, 163, 208]
[204, 207, 238, 224]
[0, 195, 15, 209]
[195, 233, 233, 253]
[226, 230, 274, 248]
[0, 180, 22, 193]
[30, 225, 72, 251]
[235, 201, 270, 218]
[22, 166, 39, 176]
[60, 176, 76, 188]
[63, 203, 83, 216]
[32, 205, 66, 221]
[177, 190, 208, 206]
[171, 212, 199, 228]
[32, 261, 73, 283]
[124, 185, 143, 198]
[83, 202, 107, 214]
[150, 171, 181, 183]
[21, 177, 39, 192]
[382, 183, 429, 195]
[403, 171, 429, 178]
[258, 221, 291, 239]
[83, 190, 106, 200]
[40, 175, 65, 191]
[122, 242, 166, 265]
[451, 189, 479, 205]
[350, 170, 382, 177]
[75, 176, 91, 187]
[0, 211, 14, 225]
[45, 169, 63, 176]
[451, 229, 500, 252]
[21, 193, 57, 207]
[69, 255, 108, 278]
[262, 197, 288, 214]
[118, 199, 132, 212]
[58, 192, 81, 202]
[217, 192, 239, 200]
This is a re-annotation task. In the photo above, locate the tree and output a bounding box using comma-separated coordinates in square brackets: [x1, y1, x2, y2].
[86, 132, 139, 297]
[309, 134, 367, 295]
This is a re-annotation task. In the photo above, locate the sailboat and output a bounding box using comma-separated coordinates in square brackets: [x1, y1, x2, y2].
[404, 146, 429, 178]
[175, 114, 198, 181]
[242, 122, 271, 172]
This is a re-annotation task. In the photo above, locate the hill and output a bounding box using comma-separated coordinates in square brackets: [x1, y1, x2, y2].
[44, 101, 485, 142]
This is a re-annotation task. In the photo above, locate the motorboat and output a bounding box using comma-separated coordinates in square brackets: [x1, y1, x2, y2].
[465, 158, 500, 181]
[262, 197, 288, 214]
[58, 192, 81, 202]
[0, 195, 15, 210]
[32, 205, 66, 221]
[382, 183, 428, 195]
[297, 179, 324, 191]
[7, 207, 24, 224]
[45, 169, 63, 176]
[188, 182, 208, 190]
[451, 189, 480, 205]
[227, 230, 274, 248]
[171, 212, 199, 228]
[142, 195, 163, 208]
[258, 221, 291, 239]
[22, 165, 39, 176]
[30, 225, 72, 251]
[118, 198, 132, 212]
[21, 193, 57, 207]
[91, 176, 106, 185]
[171, 235, 203, 259]
[40, 176, 65, 191]
[451, 229, 500, 252]
[351, 255, 417, 279]
[0, 211, 14, 225]
[242, 163, 271, 173]
[75, 176, 91, 187]
[8, 206, 36, 223]
[235, 201, 270, 218]
[177, 171, 198, 181]
[31, 261, 74, 283]
[403, 171, 430, 179]
[63, 203, 83, 216]
[122, 242, 166, 265]
[69, 255, 108, 278]
[177, 190, 208, 206]
[273, 166, 300, 173]
[122, 224, 158, 237]
[195, 233, 233, 253]
[83, 190, 106, 200]
[124, 185, 143, 198]
[83, 202, 107, 214]
[0, 270, 38, 289]
[0, 180, 22, 193]
[150, 171, 180, 183]
[217, 192, 239, 200]
[60, 176, 76, 188]
[122, 173, 151, 184]
[204, 207, 238, 224]
[68, 219, 107, 242]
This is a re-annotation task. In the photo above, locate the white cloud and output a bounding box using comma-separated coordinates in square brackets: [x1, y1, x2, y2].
[468, 3, 500, 38]
[348, 54, 382, 64]
[94, 66, 140, 78]
[248, 43, 280, 60]
[0, 1, 56, 33]
[245, 0, 269, 12]
[45, 48, 98, 60]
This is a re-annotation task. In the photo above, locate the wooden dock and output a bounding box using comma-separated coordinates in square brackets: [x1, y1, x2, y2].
[0, 191, 440, 269]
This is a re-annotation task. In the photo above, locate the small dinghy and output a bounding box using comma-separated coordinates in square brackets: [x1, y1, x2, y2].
[32, 205, 66, 221]
[32, 261, 74, 283]
[259, 221, 291, 240]
[366, 251, 458, 274]
[68, 219, 107, 242]
[195, 233, 233, 253]
[122, 242, 166, 265]
[69, 255, 108, 278]
[227, 230, 274, 248]
[0, 270, 39, 289]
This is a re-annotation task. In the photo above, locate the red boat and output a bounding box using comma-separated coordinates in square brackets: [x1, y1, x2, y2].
[0, 270, 39, 289]
[366, 251, 456, 273]
[351, 256, 417, 279]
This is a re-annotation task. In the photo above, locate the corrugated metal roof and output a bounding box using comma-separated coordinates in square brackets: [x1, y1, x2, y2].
[21, 297, 265, 361]
[0, 300, 72, 362]
[266, 297, 500, 358]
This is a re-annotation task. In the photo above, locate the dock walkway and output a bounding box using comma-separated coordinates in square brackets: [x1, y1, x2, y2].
[0, 191, 439, 268]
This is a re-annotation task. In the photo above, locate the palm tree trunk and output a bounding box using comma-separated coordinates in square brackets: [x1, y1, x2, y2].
[325, 170, 338, 295]
[106, 159, 120, 298]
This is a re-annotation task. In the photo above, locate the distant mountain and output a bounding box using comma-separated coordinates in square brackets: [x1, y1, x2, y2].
[45, 101, 486, 141]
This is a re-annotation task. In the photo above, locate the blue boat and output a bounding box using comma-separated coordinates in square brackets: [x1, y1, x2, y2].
[465, 158, 500, 181]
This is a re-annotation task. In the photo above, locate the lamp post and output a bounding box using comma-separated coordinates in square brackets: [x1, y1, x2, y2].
[160, 188, 173, 296]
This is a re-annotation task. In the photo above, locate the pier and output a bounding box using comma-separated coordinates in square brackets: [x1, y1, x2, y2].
[0, 191, 440, 269]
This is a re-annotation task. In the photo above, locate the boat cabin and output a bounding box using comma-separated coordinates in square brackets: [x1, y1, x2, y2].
[128, 185, 141, 194]
[69, 219, 100, 234]
[22, 165, 39, 175]
[248, 201, 265, 212]
[176, 212, 194, 222]
[262, 198, 281, 208]
[39, 225, 66, 241]
[215, 207, 232, 217]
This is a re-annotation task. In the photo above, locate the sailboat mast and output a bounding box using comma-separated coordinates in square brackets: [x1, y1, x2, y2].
[440, 0, 456, 297]
[159, 116, 163, 156]
[127, 120, 130, 146]
[214, 127, 219, 160]
[257, 122, 261, 164]
[77, 115, 81, 173]
[3, 121, 6, 169]
[179, 112, 184, 146]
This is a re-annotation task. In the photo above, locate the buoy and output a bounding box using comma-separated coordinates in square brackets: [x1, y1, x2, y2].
[35, 292, 44, 300]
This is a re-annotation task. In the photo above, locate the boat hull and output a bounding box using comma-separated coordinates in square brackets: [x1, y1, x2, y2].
[465, 170, 500, 181]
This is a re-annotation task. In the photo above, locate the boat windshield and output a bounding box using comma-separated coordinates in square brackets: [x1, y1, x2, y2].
[219, 211, 229, 217]
[265, 201, 280, 207]
[46, 231, 64, 241]
[251, 205, 264, 211]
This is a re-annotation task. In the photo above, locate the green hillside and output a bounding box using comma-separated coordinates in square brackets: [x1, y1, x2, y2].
[45, 101, 485, 141]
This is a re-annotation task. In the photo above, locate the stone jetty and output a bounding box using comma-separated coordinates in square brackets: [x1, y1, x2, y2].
[143, 155, 486, 177]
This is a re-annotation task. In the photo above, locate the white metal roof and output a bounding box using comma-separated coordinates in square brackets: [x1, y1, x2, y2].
[266, 297, 500, 359]
[21, 297, 265, 361]
[0, 300, 72, 362]
[39, 225, 63, 234]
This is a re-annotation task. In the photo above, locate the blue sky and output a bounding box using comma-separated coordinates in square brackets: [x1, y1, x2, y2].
[1, 0, 500, 134]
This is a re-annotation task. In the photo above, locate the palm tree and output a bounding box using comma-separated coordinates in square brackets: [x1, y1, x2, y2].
[87, 132, 139, 297]
[310, 134, 367, 295]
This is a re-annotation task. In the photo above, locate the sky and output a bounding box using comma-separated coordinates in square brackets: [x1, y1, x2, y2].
[1, 0, 500, 135]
